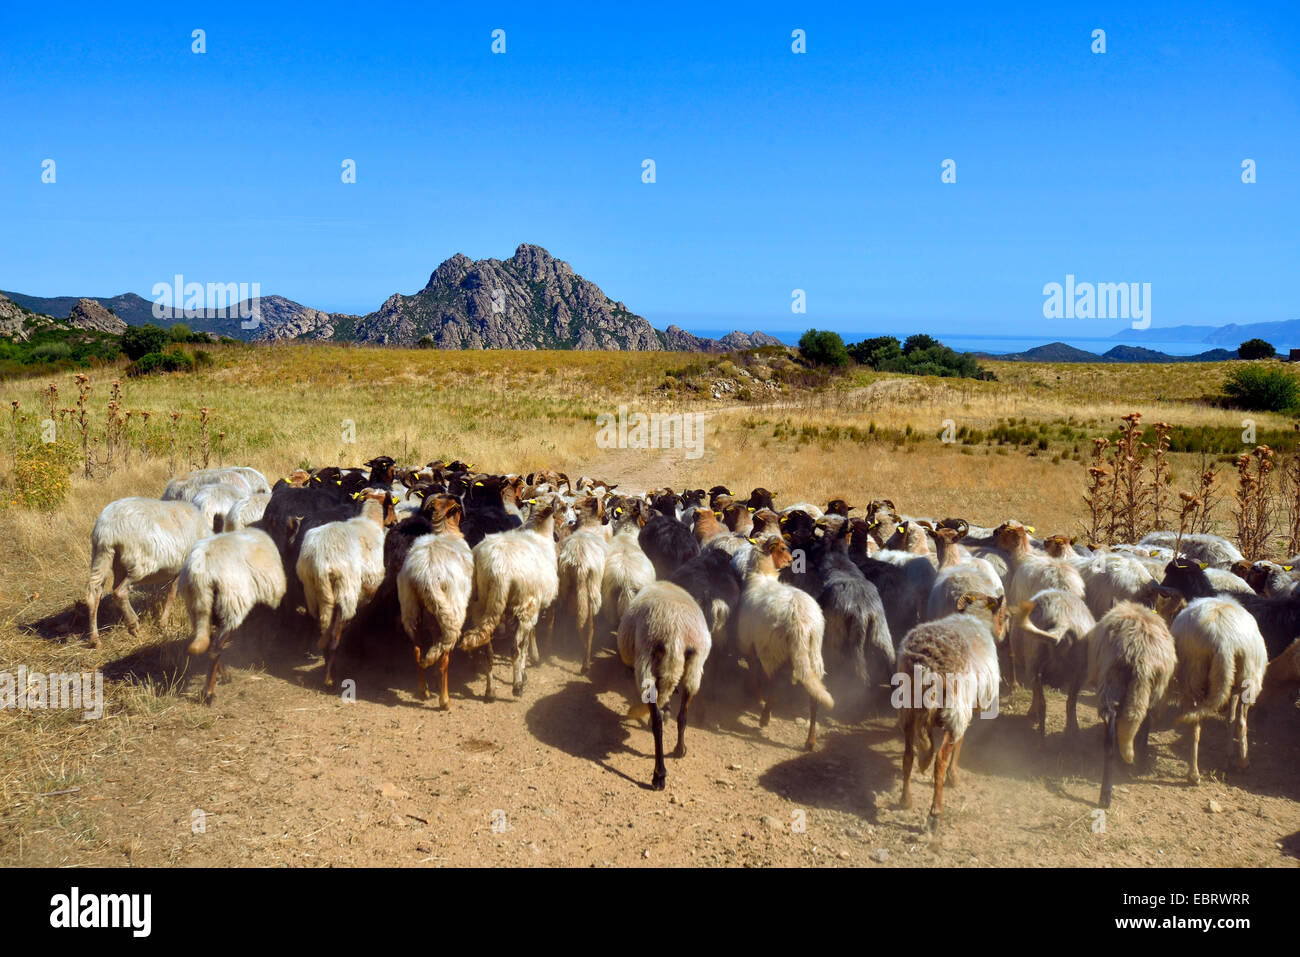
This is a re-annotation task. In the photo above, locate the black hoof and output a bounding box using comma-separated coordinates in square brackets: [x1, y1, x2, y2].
[1098, 792, 1112, 809]
[651, 775, 666, 791]
[512, 681, 526, 698]
[671, 745, 686, 759]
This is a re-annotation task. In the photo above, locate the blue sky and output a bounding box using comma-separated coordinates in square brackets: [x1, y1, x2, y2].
[1, 1, 1296, 339]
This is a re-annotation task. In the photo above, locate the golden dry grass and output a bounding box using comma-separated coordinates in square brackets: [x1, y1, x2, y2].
[0, 343, 1290, 860]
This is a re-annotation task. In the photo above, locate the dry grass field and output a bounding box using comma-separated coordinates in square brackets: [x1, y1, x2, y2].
[1, 344, 1298, 867]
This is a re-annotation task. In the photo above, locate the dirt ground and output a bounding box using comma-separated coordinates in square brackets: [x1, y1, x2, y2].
[6, 598, 1299, 868]
[5, 444, 1300, 869]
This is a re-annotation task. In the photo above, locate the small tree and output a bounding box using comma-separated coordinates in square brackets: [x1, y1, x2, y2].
[1238, 338, 1276, 360]
[121, 324, 169, 360]
[797, 329, 850, 368]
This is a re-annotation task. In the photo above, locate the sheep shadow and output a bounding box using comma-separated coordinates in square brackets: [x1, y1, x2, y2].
[17, 585, 173, 645]
[523, 667, 648, 788]
[756, 728, 893, 821]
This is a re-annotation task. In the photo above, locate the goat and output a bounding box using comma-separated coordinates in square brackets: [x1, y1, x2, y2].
[895, 592, 1004, 834]
[86, 497, 210, 647]
[617, 581, 712, 790]
[1169, 597, 1267, 783]
[397, 495, 474, 708]
[181, 528, 287, 704]
[1087, 601, 1178, 808]
[735, 537, 833, 750]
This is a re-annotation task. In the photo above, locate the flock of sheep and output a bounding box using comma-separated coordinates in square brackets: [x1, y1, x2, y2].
[82, 457, 1300, 833]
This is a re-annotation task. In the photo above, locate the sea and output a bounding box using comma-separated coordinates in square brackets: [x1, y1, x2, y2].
[685, 330, 1221, 358]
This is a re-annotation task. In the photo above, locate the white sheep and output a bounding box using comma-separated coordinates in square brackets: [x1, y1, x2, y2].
[85, 497, 210, 647]
[162, 466, 270, 502]
[599, 505, 656, 639]
[735, 537, 833, 751]
[1010, 589, 1096, 739]
[558, 511, 608, 674]
[1169, 597, 1267, 783]
[994, 521, 1086, 684]
[617, 581, 712, 790]
[222, 491, 271, 532]
[1140, 531, 1243, 568]
[397, 495, 474, 709]
[181, 528, 287, 703]
[459, 499, 561, 699]
[191, 483, 247, 533]
[1080, 552, 1156, 620]
[296, 490, 388, 688]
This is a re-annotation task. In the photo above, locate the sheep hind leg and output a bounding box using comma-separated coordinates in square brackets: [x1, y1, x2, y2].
[898, 712, 915, 810]
[1186, 719, 1202, 785]
[1135, 714, 1154, 774]
[1099, 716, 1116, 808]
[804, 695, 819, 752]
[512, 628, 530, 698]
[112, 574, 141, 636]
[946, 736, 964, 787]
[650, 701, 667, 790]
[412, 643, 430, 701]
[157, 576, 179, 627]
[672, 690, 692, 758]
[1235, 702, 1250, 771]
[482, 641, 495, 701]
[201, 626, 233, 705]
[322, 608, 345, 689]
[928, 730, 955, 836]
[438, 651, 451, 711]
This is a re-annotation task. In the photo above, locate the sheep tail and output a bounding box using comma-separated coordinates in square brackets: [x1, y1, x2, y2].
[801, 672, 835, 711]
[1116, 676, 1152, 764]
[461, 576, 507, 651]
[1178, 648, 1236, 723]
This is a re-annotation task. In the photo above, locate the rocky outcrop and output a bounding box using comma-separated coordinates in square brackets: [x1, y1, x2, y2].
[68, 298, 128, 334]
[343, 244, 779, 352]
[0, 294, 55, 341]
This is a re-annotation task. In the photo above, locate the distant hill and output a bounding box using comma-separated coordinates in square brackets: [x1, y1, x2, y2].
[1112, 319, 1300, 350]
[2, 246, 781, 353]
[973, 341, 1239, 363]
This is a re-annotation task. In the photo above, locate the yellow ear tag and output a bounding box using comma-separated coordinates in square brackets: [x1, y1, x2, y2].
[1025, 526, 1036, 533]
[527, 499, 536, 504]
[748, 506, 755, 513]
[748, 538, 758, 544]
[1199, 562, 1208, 569]
[474, 481, 483, 487]
[714, 512, 723, 519]
[313, 476, 320, 482]
[1285, 565, 1294, 571]
[335, 480, 342, 485]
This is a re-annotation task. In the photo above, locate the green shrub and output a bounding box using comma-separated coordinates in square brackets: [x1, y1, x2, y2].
[127, 348, 196, 376]
[1222, 365, 1300, 412]
[797, 329, 850, 368]
[121, 324, 169, 360]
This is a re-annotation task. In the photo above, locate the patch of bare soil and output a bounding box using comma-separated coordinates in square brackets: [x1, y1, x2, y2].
[10, 616, 1300, 868]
